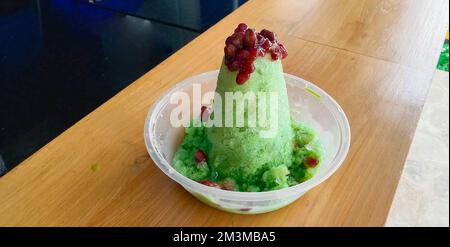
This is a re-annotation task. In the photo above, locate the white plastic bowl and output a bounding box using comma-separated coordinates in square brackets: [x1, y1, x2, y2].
[144, 70, 350, 214]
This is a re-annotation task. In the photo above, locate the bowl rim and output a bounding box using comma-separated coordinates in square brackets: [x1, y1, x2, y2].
[144, 70, 351, 200]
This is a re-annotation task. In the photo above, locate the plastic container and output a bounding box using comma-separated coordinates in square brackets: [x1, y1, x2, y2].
[144, 70, 350, 214]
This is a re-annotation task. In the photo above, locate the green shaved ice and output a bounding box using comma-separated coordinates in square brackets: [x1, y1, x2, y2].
[291, 121, 323, 182]
[292, 121, 316, 147]
[173, 122, 210, 181]
[206, 57, 294, 185]
[245, 185, 261, 192]
[172, 119, 323, 191]
[172, 56, 324, 192]
[262, 165, 290, 190]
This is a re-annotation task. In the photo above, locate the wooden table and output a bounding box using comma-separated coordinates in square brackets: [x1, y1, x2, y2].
[0, 0, 448, 226]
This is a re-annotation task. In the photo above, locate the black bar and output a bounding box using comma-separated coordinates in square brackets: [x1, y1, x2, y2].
[0, 227, 448, 246]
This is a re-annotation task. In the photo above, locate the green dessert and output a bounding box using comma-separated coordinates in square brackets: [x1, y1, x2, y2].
[173, 23, 323, 192]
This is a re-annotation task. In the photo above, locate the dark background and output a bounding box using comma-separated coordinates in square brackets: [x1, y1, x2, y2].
[0, 0, 246, 175]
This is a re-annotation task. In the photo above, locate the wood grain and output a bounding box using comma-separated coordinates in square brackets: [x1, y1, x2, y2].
[258, 0, 449, 71]
[0, 0, 447, 226]
[231, 0, 449, 71]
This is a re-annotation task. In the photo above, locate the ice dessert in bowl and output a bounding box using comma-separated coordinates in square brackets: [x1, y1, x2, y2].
[144, 24, 350, 214]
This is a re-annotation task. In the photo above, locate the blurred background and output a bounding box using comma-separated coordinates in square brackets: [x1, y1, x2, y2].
[0, 0, 246, 175]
